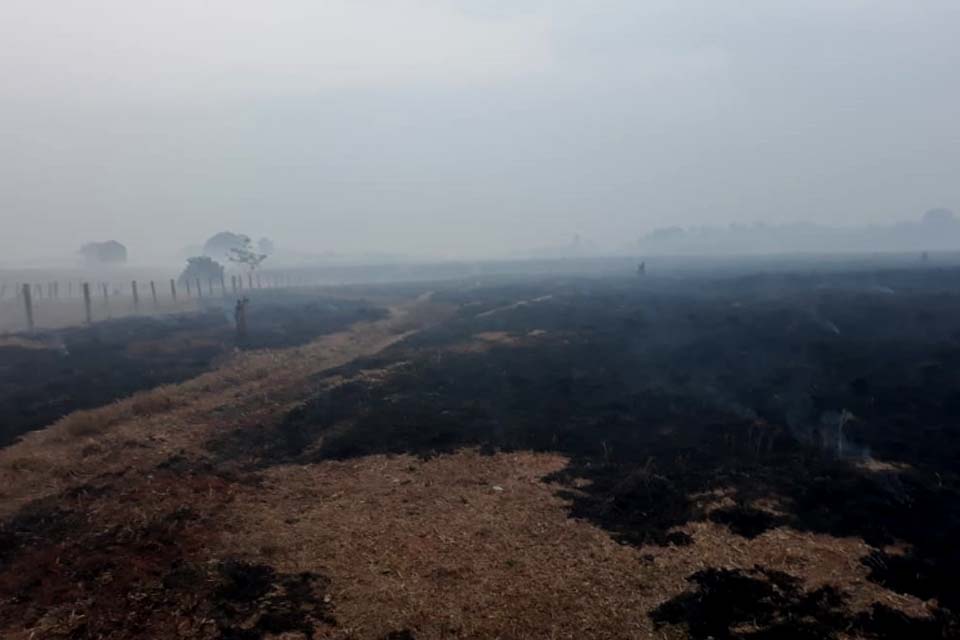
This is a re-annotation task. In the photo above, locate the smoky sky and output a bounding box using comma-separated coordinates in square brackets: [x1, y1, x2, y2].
[1, 1, 958, 264]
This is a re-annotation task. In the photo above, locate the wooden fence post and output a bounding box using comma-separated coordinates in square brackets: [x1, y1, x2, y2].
[196, 278, 203, 299]
[22, 284, 34, 331]
[150, 281, 158, 309]
[131, 281, 139, 311]
[83, 283, 92, 324]
[234, 297, 248, 344]
[170, 279, 177, 302]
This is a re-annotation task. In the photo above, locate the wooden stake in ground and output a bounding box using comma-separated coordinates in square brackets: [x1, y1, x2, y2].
[150, 281, 158, 309]
[196, 278, 203, 299]
[101, 283, 111, 318]
[186, 279, 192, 297]
[232, 275, 238, 294]
[21, 283, 34, 331]
[247, 272, 253, 289]
[82, 283, 92, 324]
[131, 281, 139, 312]
[170, 279, 177, 302]
[234, 297, 249, 344]
[208, 278, 214, 296]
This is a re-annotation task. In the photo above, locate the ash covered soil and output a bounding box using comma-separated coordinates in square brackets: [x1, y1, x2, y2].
[2, 270, 960, 639]
[0, 290, 386, 447]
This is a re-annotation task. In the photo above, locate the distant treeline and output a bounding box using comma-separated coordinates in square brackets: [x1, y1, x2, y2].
[638, 209, 959, 255]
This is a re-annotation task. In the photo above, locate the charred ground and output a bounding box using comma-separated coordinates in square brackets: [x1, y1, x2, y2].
[2, 268, 960, 638]
[0, 291, 385, 446]
[216, 268, 960, 636]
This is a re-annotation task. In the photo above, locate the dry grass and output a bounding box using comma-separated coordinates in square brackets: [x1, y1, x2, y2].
[0, 336, 53, 350]
[212, 450, 931, 640]
[57, 408, 115, 438]
[0, 298, 450, 518]
[129, 387, 180, 416]
[49, 387, 184, 440]
[220, 451, 657, 639]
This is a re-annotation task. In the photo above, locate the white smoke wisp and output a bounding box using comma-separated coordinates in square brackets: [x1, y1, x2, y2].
[819, 409, 870, 460]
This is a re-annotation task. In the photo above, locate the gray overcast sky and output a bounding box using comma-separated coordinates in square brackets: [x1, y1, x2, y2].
[1, 1, 958, 263]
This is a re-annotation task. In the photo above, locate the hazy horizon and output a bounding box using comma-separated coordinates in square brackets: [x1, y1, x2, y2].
[2, 1, 958, 264]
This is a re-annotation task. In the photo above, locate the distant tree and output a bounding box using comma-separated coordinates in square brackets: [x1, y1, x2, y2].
[228, 235, 268, 273]
[178, 256, 224, 285]
[258, 237, 275, 256]
[922, 208, 957, 226]
[79, 240, 127, 265]
[203, 231, 247, 261]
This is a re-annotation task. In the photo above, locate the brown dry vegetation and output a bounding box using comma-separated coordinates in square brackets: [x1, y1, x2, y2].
[0, 302, 425, 519]
[215, 450, 931, 639]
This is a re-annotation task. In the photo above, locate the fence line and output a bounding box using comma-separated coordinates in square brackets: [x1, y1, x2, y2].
[0, 269, 312, 332]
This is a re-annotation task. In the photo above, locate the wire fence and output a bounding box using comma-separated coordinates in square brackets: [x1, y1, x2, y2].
[0, 271, 311, 333]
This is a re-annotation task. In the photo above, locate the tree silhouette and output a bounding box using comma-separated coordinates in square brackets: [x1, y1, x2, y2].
[227, 235, 268, 273]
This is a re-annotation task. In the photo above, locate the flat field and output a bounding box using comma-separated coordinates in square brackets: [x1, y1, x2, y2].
[0, 268, 957, 639]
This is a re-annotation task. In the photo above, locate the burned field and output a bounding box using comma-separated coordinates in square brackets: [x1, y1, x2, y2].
[217, 268, 960, 637]
[2, 268, 960, 638]
[0, 292, 386, 447]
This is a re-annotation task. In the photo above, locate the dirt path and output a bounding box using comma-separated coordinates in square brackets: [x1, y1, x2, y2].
[475, 294, 554, 318]
[0, 299, 434, 519]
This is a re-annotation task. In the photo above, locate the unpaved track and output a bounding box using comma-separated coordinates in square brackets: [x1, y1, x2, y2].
[0, 301, 430, 519]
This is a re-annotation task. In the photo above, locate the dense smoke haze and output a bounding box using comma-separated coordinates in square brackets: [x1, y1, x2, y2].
[1, 1, 958, 264]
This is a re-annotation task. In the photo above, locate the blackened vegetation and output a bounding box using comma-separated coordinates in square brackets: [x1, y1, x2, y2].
[651, 566, 950, 640]
[0, 472, 336, 639]
[239, 292, 386, 350]
[218, 269, 960, 633]
[215, 561, 334, 639]
[0, 295, 386, 447]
